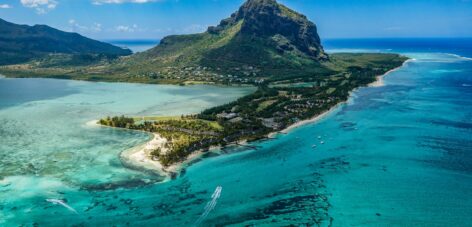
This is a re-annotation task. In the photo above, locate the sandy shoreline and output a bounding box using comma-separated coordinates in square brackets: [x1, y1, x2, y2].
[368, 59, 413, 87]
[271, 58, 412, 136]
[271, 102, 345, 137]
[115, 58, 413, 177]
[120, 132, 218, 180]
[91, 119, 216, 179]
[120, 133, 170, 177]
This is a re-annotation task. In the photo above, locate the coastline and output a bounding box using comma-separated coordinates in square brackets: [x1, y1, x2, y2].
[368, 58, 414, 87]
[120, 133, 170, 177]
[120, 99, 342, 177]
[112, 58, 412, 178]
[119, 131, 220, 180]
[271, 57, 412, 136]
[274, 102, 345, 136]
[89, 120, 173, 178]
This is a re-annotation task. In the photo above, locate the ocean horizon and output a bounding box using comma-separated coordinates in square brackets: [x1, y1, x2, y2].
[107, 37, 472, 57]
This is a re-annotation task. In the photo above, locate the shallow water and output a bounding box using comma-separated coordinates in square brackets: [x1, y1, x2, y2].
[0, 79, 255, 224]
[1, 40, 472, 226]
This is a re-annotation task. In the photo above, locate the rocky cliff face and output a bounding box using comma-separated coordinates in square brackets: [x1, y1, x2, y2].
[208, 0, 327, 60]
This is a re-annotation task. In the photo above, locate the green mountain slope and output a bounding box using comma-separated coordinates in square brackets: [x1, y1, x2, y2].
[0, 0, 406, 87]
[116, 0, 331, 81]
[0, 18, 132, 65]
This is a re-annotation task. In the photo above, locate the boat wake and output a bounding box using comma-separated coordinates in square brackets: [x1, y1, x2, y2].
[194, 186, 222, 225]
[46, 199, 78, 214]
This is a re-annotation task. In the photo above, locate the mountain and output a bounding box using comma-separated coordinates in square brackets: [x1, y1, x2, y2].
[0, 18, 132, 65]
[208, 0, 326, 60]
[120, 0, 330, 81]
[0, 0, 406, 86]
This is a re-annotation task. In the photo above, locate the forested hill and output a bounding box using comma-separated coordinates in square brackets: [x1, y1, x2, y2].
[0, 18, 131, 65]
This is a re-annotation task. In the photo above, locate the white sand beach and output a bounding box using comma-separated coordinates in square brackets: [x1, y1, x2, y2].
[369, 58, 414, 87]
[120, 132, 217, 178]
[120, 133, 170, 176]
[272, 102, 344, 136]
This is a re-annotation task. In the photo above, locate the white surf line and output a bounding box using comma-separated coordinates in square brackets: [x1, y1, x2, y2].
[446, 53, 472, 61]
[194, 186, 222, 226]
[46, 199, 79, 214]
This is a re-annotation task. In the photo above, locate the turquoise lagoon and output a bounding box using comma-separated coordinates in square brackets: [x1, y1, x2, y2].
[1, 39, 472, 226]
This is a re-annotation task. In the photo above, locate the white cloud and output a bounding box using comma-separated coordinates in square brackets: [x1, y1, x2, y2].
[69, 19, 102, 33]
[115, 25, 132, 32]
[91, 23, 102, 32]
[180, 24, 207, 34]
[114, 24, 143, 32]
[0, 4, 12, 8]
[92, 0, 158, 5]
[20, 0, 58, 14]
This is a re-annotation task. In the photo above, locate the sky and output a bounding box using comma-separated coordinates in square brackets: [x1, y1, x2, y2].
[0, 0, 471, 40]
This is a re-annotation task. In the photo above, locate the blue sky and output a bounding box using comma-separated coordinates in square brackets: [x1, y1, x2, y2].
[0, 0, 471, 40]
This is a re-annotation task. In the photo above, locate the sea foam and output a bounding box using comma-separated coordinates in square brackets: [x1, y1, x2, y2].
[447, 53, 472, 61]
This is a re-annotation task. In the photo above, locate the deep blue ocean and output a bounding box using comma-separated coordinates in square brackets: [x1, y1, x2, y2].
[0, 38, 471, 226]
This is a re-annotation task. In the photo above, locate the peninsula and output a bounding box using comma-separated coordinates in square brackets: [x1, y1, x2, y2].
[0, 0, 407, 174]
[96, 0, 407, 174]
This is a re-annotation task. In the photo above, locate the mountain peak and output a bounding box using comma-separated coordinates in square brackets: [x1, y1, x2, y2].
[240, 0, 278, 13]
[208, 0, 326, 60]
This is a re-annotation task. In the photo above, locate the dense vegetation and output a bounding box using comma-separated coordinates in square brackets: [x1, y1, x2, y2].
[99, 116, 135, 128]
[99, 116, 223, 167]
[0, 18, 131, 65]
